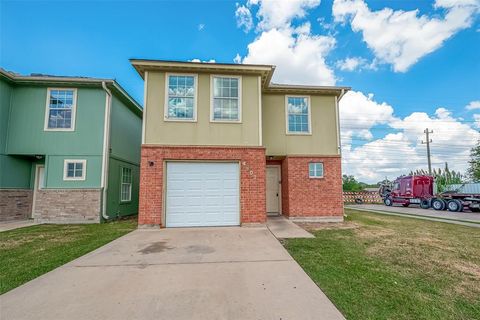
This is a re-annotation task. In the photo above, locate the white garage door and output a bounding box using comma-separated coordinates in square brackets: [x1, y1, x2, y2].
[166, 162, 240, 227]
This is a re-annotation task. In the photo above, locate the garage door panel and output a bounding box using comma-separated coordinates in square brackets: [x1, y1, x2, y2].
[166, 162, 240, 227]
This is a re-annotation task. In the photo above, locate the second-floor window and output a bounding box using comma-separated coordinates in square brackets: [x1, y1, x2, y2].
[286, 96, 311, 134]
[45, 88, 77, 131]
[211, 76, 241, 122]
[166, 74, 197, 121]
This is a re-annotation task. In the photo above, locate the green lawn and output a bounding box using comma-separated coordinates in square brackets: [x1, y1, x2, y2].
[0, 218, 137, 294]
[284, 209, 480, 320]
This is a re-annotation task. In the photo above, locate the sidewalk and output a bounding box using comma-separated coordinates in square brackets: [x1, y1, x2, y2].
[347, 204, 480, 228]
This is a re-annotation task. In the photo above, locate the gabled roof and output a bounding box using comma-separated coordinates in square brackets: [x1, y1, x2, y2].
[130, 59, 351, 98]
[0, 68, 143, 117]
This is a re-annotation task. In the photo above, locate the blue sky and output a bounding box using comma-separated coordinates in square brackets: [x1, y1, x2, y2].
[2, 0, 479, 182]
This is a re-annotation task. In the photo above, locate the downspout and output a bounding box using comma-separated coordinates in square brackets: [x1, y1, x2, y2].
[101, 81, 112, 221]
[335, 89, 346, 155]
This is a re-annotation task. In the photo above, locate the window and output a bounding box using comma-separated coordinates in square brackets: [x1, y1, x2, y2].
[286, 96, 311, 134]
[309, 162, 324, 178]
[63, 160, 86, 181]
[211, 76, 241, 121]
[120, 167, 132, 202]
[45, 88, 77, 130]
[165, 74, 196, 121]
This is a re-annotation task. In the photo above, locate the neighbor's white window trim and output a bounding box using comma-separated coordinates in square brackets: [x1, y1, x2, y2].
[120, 167, 132, 203]
[209, 74, 242, 123]
[285, 95, 312, 135]
[44, 88, 78, 132]
[63, 159, 87, 181]
[309, 162, 324, 179]
[164, 72, 198, 122]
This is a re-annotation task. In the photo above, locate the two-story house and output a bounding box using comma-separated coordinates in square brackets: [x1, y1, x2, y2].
[131, 59, 349, 228]
[0, 69, 142, 223]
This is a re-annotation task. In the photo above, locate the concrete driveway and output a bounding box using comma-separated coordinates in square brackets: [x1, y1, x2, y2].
[0, 227, 344, 320]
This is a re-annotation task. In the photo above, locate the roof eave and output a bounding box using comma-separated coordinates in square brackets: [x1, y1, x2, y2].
[129, 59, 275, 87]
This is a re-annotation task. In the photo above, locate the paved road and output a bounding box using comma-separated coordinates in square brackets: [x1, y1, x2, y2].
[347, 204, 480, 227]
[0, 227, 344, 320]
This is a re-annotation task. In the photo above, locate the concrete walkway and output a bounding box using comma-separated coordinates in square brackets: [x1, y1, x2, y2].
[267, 216, 314, 238]
[347, 204, 480, 228]
[0, 220, 38, 232]
[0, 227, 344, 320]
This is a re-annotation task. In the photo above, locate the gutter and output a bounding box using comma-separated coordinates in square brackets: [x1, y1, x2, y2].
[101, 81, 112, 221]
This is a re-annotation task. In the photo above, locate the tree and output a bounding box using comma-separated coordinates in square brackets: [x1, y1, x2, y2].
[342, 175, 364, 191]
[409, 163, 464, 192]
[467, 139, 480, 182]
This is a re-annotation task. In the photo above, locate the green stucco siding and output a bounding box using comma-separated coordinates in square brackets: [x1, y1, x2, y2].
[0, 78, 32, 188]
[4, 85, 106, 189]
[6, 86, 105, 157]
[45, 155, 102, 188]
[106, 157, 140, 218]
[0, 78, 13, 153]
[0, 155, 32, 188]
[109, 95, 142, 163]
[105, 94, 142, 217]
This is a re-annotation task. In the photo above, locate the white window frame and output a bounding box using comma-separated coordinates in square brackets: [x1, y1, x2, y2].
[44, 88, 78, 131]
[285, 95, 312, 135]
[210, 75, 242, 123]
[309, 162, 324, 179]
[164, 73, 198, 122]
[120, 167, 132, 203]
[63, 159, 87, 181]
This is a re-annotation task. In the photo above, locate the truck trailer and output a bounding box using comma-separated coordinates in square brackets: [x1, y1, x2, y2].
[379, 175, 480, 212]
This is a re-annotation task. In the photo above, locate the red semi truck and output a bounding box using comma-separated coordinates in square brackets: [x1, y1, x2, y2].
[379, 175, 480, 212]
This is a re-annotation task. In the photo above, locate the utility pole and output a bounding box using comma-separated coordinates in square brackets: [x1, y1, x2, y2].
[422, 128, 433, 175]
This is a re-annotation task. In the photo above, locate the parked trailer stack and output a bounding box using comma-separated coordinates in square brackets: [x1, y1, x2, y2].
[379, 175, 480, 213]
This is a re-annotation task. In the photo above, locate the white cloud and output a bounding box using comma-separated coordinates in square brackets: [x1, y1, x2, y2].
[332, 0, 480, 72]
[252, 0, 321, 30]
[336, 57, 376, 71]
[339, 91, 396, 144]
[474, 114, 480, 127]
[340, 92, 480, 182]
[235, 1, 336, 85]
[189, 59, 216, 63]
[235, 4, 253, 32]
[466, 100, 480, 110]
[240, 26, 336, 84]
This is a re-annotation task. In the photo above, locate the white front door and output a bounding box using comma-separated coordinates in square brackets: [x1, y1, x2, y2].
[32, 165, 45, 218]
[165, 162, 240, 227]
[266, 166, 281, 215]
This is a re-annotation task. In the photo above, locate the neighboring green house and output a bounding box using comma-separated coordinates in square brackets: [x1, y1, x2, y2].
[0, 69, 142, 223]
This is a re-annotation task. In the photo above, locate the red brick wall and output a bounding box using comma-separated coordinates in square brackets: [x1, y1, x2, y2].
[139, 145, 266, 227]
[281, 156, 343, 218]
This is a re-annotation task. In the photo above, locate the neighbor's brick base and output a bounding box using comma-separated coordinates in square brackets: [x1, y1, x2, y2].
[0, 189, 33, 221]
[34, 189, 101, 224]
[139, 145, 266, 227]
[281, 156, 344, 219]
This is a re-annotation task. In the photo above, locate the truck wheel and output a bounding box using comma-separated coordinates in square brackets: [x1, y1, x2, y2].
[432, 199, 445, 211]
[384, 197, 393, 206]
[420, 199, 430, 209]
[447, 199, 462, 212]
[442, 200, 449, 210]
[355, 198, 364, 204]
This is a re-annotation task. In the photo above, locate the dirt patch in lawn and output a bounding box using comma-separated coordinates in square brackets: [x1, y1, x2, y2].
[295, 221, 359, 232]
